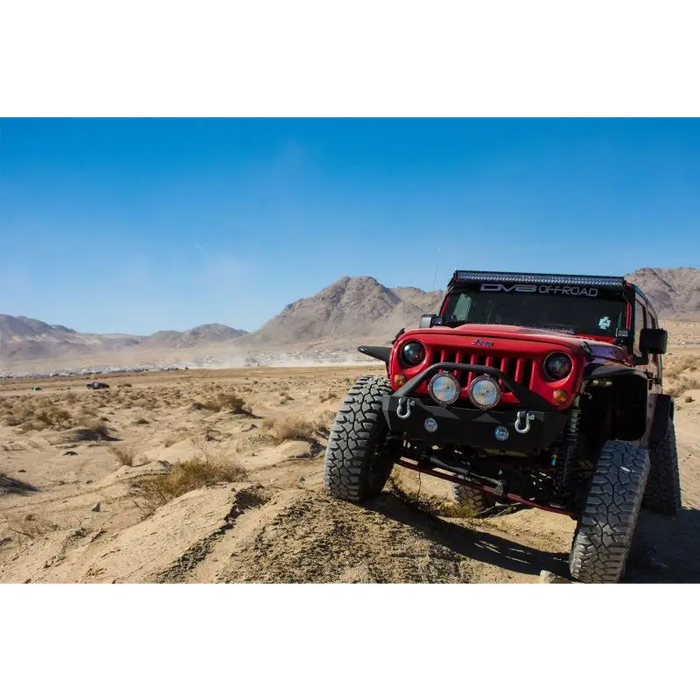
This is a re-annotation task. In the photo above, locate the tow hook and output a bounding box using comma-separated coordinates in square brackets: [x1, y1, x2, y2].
[396, 398, 415, 420]
[514, 410, 536, 434]
[494, 480, 506, 497]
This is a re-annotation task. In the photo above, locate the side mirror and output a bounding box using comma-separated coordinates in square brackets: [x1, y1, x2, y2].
[418, 314, 442, 329]
[640, 328, 668, 355]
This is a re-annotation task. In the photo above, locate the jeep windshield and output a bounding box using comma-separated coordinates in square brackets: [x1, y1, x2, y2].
[441, 285, 628, 338]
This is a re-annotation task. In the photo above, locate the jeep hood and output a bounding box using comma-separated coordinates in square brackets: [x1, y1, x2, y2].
[400, 323, 629, 362]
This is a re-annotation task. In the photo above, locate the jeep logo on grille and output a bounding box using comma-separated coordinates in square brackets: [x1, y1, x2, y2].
[473, 339, 494, 347]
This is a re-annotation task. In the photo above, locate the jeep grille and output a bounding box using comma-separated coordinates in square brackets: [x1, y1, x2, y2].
[426, 347, 536, 398]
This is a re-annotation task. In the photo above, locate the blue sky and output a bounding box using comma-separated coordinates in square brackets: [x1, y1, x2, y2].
[1, 118, 698, 334]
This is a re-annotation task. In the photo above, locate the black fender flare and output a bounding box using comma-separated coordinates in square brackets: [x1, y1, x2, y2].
[584, 364, 649, 440]
[357, 345, 391, 365]
[650, 393, 674, 444]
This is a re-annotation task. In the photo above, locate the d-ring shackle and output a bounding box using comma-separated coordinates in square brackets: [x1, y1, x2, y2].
[514, 411, 536, 434]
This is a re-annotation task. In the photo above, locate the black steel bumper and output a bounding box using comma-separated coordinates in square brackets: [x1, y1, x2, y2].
[382, 396, 568, 451]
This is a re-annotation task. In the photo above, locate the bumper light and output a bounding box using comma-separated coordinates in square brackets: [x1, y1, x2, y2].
[428, 372, 461, 406]
[468, 375, 502, 410]
[393, 373, 407, 387]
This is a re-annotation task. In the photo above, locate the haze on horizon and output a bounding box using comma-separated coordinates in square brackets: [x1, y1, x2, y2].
[1, 118, 698, 335]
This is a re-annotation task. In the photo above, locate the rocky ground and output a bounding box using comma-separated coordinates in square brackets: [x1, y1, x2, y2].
[1, 351, 699, 584]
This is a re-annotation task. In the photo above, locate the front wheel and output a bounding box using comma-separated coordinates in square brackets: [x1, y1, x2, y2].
[569, 440, 650, 583]
[324, 375, 398, 503]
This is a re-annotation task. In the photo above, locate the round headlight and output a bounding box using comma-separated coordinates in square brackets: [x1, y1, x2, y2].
[543, 352, 573, 381]
[468, 375, 502, 410]
[401, 341, 426, 367]
[428, 372, 461, 406]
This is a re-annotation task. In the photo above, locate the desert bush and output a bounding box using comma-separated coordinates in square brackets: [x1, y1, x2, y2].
[264, 415, 319, 443]
[4, 513, 58, 540]
[0, 472, 39, 496]
[72, 420, 113, 442]
[134, 455, 248, 512]
[200, 390, 249, 414]
[108, 444, 138, 466]
[667, 376, 700, 398]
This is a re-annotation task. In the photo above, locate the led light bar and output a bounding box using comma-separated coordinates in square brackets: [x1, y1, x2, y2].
[452, 270, 625, 287]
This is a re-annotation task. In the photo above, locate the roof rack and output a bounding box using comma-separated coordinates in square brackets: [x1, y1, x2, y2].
[450, 270, 626, 287]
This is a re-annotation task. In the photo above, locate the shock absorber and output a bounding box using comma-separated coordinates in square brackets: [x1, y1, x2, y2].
[553, 396, 581, 501]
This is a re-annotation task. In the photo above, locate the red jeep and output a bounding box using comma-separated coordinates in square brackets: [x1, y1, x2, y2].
[324, 270, 680, 583]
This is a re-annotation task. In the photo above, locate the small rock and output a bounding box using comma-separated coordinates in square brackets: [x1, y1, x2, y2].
[539, 570, 571, 584]
[18, 469, 26, 473]
[91, 502, 101, 512]
[63, 451, 78, 456]
[298, 476, 306, 483]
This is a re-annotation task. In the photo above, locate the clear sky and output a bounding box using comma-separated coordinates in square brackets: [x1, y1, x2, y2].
[1, 118, 698, 334]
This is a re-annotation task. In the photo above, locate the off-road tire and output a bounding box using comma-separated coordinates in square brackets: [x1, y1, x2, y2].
[569, 440, 650, 583]
[643, 420, 681, 516]
[451, 482, 496, 517]
[324, 375, 397, 503]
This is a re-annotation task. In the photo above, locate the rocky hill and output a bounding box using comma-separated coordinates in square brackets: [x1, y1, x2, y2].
[238, 276, 444, 348]
[0, 317, 247, 363]
[627, 267, 700, 319]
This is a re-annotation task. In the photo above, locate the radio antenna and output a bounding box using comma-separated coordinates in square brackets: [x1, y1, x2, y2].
[431, 245, 442, 291]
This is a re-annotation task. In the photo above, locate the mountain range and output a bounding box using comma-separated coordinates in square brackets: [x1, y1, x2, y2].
[1, 267, 698, 365]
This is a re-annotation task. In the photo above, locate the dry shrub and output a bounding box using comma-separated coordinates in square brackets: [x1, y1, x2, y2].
[0, 473, 39, 496]
[200, 390, 249, 414]
[72, 419, 113, 442]
[264, 415, 319, 443]
[4, 513, 58, 540]
[108, 444, 138, 466]
[135, 456, 248, 512]
[2, 398, 76, 432]
[668, 376, 700, 398]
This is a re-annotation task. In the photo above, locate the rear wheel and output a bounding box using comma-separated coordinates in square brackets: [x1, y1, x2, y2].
[324, 376, 398, 503]
[569, 440, 650, 583]
[643, 420, 681, 516]
[451, 482, 496, 517]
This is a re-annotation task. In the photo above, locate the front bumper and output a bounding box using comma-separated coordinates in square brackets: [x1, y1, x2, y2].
[382, 396, 568, 451]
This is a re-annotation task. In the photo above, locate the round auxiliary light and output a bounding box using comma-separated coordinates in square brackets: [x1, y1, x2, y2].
[468, 375, 502, 410]
[428, 372, 461, 406]
[543, 352, 573, 381]
[401, 341, 426, 367]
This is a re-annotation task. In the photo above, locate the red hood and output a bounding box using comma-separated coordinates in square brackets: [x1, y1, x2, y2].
[400, 324, 631, 363]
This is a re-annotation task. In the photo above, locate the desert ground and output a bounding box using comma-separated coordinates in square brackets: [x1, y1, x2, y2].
[1, 346, 699, 583]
